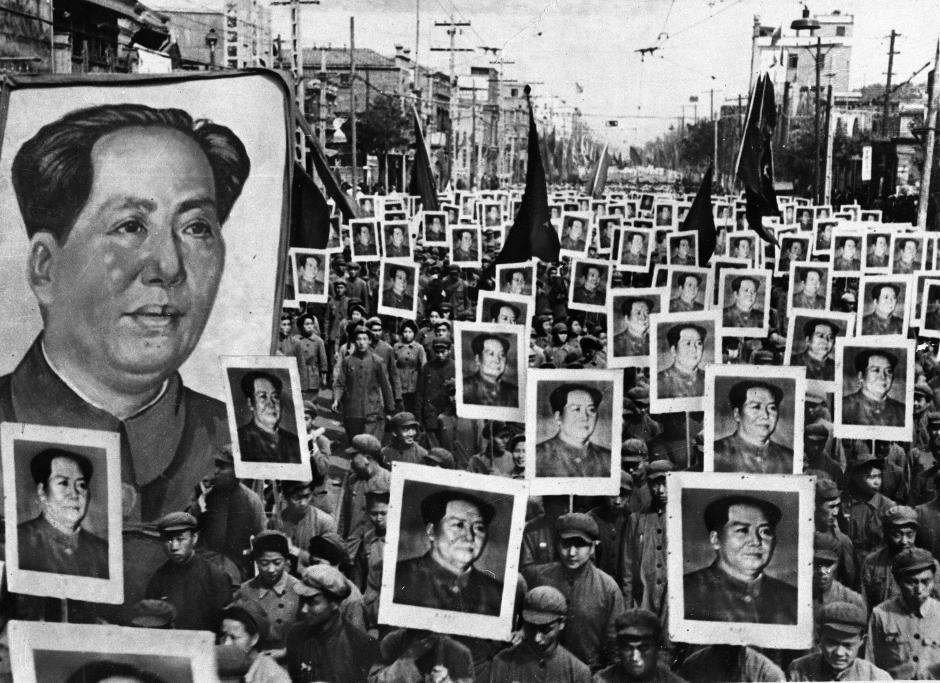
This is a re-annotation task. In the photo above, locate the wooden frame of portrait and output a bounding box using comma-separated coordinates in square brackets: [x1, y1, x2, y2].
[377, 260, 420, 320]
[856, 274, 912, 338]
[666, 471, 814, 649]
[453, 320, 526, 422]
[289, 248, 330, 304]
[448, 223, 483, 268]
[2, 422, 123, 604]
[649, 310, 719, 414]
[606, 287, 667, 369]
[379, 463, 527, 641]
[702, 364, 806, 474]
[717, 268, 772, 337]
[219, 355, 311, 481]
[8, 620, 217, 683]
[784, 308, 855, 395]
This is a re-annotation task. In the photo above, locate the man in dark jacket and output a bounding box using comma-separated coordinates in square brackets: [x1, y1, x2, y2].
[414, 336, 456, 448]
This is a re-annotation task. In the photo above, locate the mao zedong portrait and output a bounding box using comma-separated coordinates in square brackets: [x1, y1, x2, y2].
[236, 370, 301, 464]
[462, 333, 518, 407]
[791, 318, 836, 382]
[842, 349, 906, 427]
[657, 323, 706, 399]
[536, 383, 611, 478]
[683, 495, 797, 624]
[18, 448, 108, 579]
[713, 380, 794, 474]
[613, 296, 652, 358]
[382, 265, 414, 311]
[723, 275, 764, 329]
[296, 253, 322, 295]
[3, 104, 250, 523]
[394, 489, 503, 616]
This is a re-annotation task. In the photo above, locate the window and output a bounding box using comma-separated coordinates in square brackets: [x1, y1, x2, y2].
[510, 88, 518, 97]
[836, 26, 845, 36]
[787, 54, 798, 69]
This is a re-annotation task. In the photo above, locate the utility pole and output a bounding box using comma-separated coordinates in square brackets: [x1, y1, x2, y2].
[814, 36, 822, 203]
[918, 40, 939, 229]
[711, 88, 718, 174]
[482, 46, 514, 185]
[470, 85, 477, 189]
[318, 51, 327, 148]
[350, 17, 358, 199]
[883, 30, 900, 138]
[824, 84, 834, 205]
[431, 18, 472, 186]
[747, 15, 761, 99]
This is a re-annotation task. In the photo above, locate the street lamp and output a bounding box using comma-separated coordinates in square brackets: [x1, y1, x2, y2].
[205, 28, 218, 69]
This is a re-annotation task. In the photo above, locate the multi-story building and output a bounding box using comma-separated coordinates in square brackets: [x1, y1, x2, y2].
[157, 0, 273, 69]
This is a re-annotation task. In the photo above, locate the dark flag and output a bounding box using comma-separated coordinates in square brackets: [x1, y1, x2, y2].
[407, 107, 440, 212]
[290, 162, 331, 249]
[588, 144, 610, 198]
[683, 163, 716, 265]
[492, 85, 560, 266]
[301, 115, 360, 222]
[736, 72, 780, 245]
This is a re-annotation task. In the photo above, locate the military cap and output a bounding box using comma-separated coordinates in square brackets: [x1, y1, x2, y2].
[399, 319, 419, 335]
[439, 302, 454, 314]
[281, 479, 313, 496]
[302, 400, 318, 416]
[346, 261, 361, 270]
[471, 332, 511, 356]
[365, 488, 391, 506]
[622, 398, 640, 416]
[815, 477, 841, 502]
[250, 530, 290, 559]
[216, 644, 252, 677]
[579, 335, 603, 353]
[728, 380, 784, 409]
[555, 512, 599, 542]
[129, 599, 177, 628]
[433, 318, 454, 330]
[892, 547, 938, 577]
[614, 609, 662, 641]
[221, 599, 271, 642]
[805, 391, 826, 406]
[817, 601, 868, 636]
[348, 323, 374, 341]
[346, 433, 382, 458]
[552, 321, 569, 334]
[423, 447, 456, 469]
[883, 505, 919, 528]
[348, 302, 367, 317]
[928, 411, 940, 428]
[839, 290, 857, 305]
[536, 311, 554, 323]
[293, 565, 351, 600]
[915, 382, 935, 400]
[308, 532, 349, 566]
[420, 489, 496, 526]
[870, 282, 900, 301]
[751, 350, 775, 365]
[620, 472, 635, 490]
[156, 511, 197, 534]
[853, 347, 898, 373]
[449, 264, 461, 274]
[431, 335, 453, 350]
[333, 277, 347, 287]
[850, 453, 885, 473]
[214, 443, 235, 466]
[620, 296, 654, 316]
[666, 322, 707, 348]
[522, 586, 568, 625]
[366, 316, 384, 328]
[626, 386, 650, 405]
[622, 438, 649, 458]
[548, 383, 603, 413]
[813, 531, 840, 562]
[390, 412, 420, 431]
[506, 434, 526, 454]
[646, 459, 674, 480]
[806, 422, 830, 443]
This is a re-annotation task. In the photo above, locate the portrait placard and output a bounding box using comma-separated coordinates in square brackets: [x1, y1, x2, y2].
[476, 292, 532, 344]
[775, 235, 810, 277]
[666, 230, 698, 267]
[349, 218, 381, 261]
[618, 228, 653, 273]
[709, 257, 749, 307]
[567, 258, 611, 313]
[495, 261, 537, 299]
[830, 229, 863, 274]
[725, 233, 759, 267]
[420, 210, 448, 246]
[448, 224, 483, 268]
[665, 266, 709, 313]
[454, 321, 526, 422]
[289, 248, 329, 304]
[890, 232, 926, 274]
[558, 212, 592, 258]
[377, 260, 419, 319]
[607, 287, 667, 369]
[649, 310, 719, 414]
[918, 278, 940, 338]
[784, 309, 855, 394]
[856, 274, 911, 337]
[717, 268, 771, 337]
[381, 219, 414, 259]
[862, 231, 893, 273]
[596, 215, 623, 254]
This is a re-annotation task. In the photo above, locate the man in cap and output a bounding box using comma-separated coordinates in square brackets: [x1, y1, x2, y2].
[912, 408, 940, 505]
[842, 454, 896, 570]
[393, 488, 503, 616]
[307, 532, 368, 631]
[490, 586, 591, 682]
[129, 598, 176, 629]
[145, 511, 233, 631]
[218, 598, 291, 682]
[366, 317, 403, 409]
[332, 325, 395, 444]
[912, 383, 935, 452]
[860, 505, 933, 608]
[337, 434, 391, 548]
[522, 513, 626, 671]
[791, 318, 837, 381]
[290, 313, 328, 402]
[236, 370, 303, 465]
[789, 601, 891, 681]
[285, 564, 379, 683]
[916, 461, 940, 560]
[370, 629, 474, 683]
[657, 322, 707, 399]
[804, 423, 844, 486]
[842, 348, 907, 428]
[535, 383, 612, 478]
[414, 334, 456, 448]
[670, 273, 704, 313]
[868, 547, 940, 679]
[381, 411, 428, 466]
[792, 267, 826, 310]
[520, 495, 570, 570]
[325, 279, 349, 378]
[613, 297, 652, 358]
[352, 488, 389, 627]
[812, 532, 866, 622]
[344, 262, 373, 315]
[442, 265, 471, 318]
[594, 609, 686, 682]
[683, 495, 797, 624]
[712, 380, 794, 474]
[621, 460, 672, 630]
[861, 283, 904, 335]
[813, 478, 858, 589]
[723, 275, 765, 329]
[462, 332, 519, 408]
[588, 472, 635, 584]
[268, 480, 337, 563]
[424, 446, 457, 469]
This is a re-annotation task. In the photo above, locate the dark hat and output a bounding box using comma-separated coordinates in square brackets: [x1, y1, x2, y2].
[129, 599, 177, 628]
[622, 438, 649, 457]
[220, 599, 271, 642]
[555, 512, 599, 542]
[347, 433, 382, 458]
[805, 391, 826, 406]
[728, 380, 784, 408]
[431, 335, 453, 350]
[626, 386, 650, 405]
[548, 383, 603, 413]
[815, 477, 841, 502]
[308, 532, 350, 566]
[620, 471, 635, 490]
[579, 335, 603, 353]
[506, 434, 526, 454]
[449, 264, 461, 274]
[621, 296, 654, 315]
[302, 400, 318, 416]
[646, 459, 674, 479]
[365, 488, 391, 506]
[281, 480, 313, 496]
[813, 531, 840, 562]
[850, 453, 885, 473]
[470, 332, 511, 356]
[614, 609, 661, 641]
[390, 412, 420, 431]
[348, 301, 367, 316]
[816, 601, 868, 636]
[853, 347, 898, 373]
[882, 505, 919, 528]
[522, 586, 568, 625]
[805, 422, 831, 443]
[420, 489, 496, 526]
[252, 530, 290, 558]
[293, 565, 351, 600]
[552, 321, 569, 334]
[892, 547, 938, 577]
[366, 316, 383, 328]
[349, 323, 374, 341]
[666, 322, 707, 348]
[423, 447, 456, 469]
[399, 319, 419, 334]
[915, 382, 936, 400]
[802, 317, 838, 339]
[156, 511, 197, 534]
[751, 350, 776, 365]
[213, 443, 235, 467]
[928, 411, 940, 428]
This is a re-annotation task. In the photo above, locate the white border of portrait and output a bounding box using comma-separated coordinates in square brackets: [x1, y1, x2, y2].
[378, 462, 527, 641]
[775, 234, 811, 277]
[665, 230, 699, 267]
[606, 287, 667, 369]
[717, 268, 772, 337]
[567, 257, 611, 314]
[889, 232, 926, 274]
[833, 335, 914, 442]
[453, 320, 526, 422]
[479, 200, 505, 228]
[784, 308, 855, 395]
[709, 257, 750, 307]
[476, 291, 533, 343]
[787, 261, 833, 313]
[918, 278, 940, 338]
[289, 248, 330, 304]
[419, 210, 449, 247]
[2, 422, 123, 604]
[596, 215, 623, 255]
[829, 228, 864, 275]
[448, 223, 483, 268]
[665, 471, 815, 649]
[861, 231, 893, 274]
[911, 270, 940, 328]
[558, 211, 592, 259]
[495, 260, 538, 302]
[725, 232, 760, 267]
[219, 355, 311, 481]
[381, 220, 415, 260]
[665, 266, 711, 313]
[617, 227, 654, 273]
[524, 368, 623, 496]
[649, 310, 719, 414]
[702, 364, 806, 474]
[349, 218, 381, 262]
[377, 259, 420, 320]
[8, 620, 218, 683]
[856, 274, 912, 338]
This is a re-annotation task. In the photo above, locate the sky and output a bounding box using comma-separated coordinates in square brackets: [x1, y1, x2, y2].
[268, 0, 939, 148]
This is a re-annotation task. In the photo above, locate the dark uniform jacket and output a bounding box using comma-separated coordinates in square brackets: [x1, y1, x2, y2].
[286, 613, 379, 683]
[18, 516, 109, 579]
[334, 351, 395, 420]
[861, 313, 903, 336]
[535, 435, 611, 478]
[393, 552, 503, 616]
[292, 334, 328, 392]
[670, 297, 703, 312]
[145, 552, 233, 631]
[791, 350, 834, 381]
[613, 328, 648, 357]
[842, 391, 906, 427]
[382, 288, 413, 311]
[683, 561, 798, 624]
[414, 357, 455, 430]
[573, 286, 605, 306]
[237, 421, 302, 463]
[722, 305, 765, 329]
[490, 641, 591, 683]
[657, 365, 705, 399]
[462, 372, 518, 407]
[712, 432, 794, 474]
[787, 652, 891, 681]
[792, 292, 825, 310]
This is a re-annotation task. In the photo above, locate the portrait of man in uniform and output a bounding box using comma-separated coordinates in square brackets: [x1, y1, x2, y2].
[422, 212, 447, 244]
[383, 222, 412, 259]
[655, 202, 674, 228]
[668, 233, 697, 266]
[351, 220, 379, 258]
[790, 265, 828, 310]
[534, 382, 613, 479]
[620, 230, 650, 269]
[669, 271, 706, 312]
[455, 322, 524, 421]
[294, 252, 324, 296]
[461, 333, 519, 408]
[832, 235, 862, 272]
[378, 262, 417, 316]
[787, 316, 842, 383]
[838, 343, 912, 437]
[796, 208, 813, 231]
[892, 236, 923, 274]
[598, 216, 621, 252]
[560, 215, 588, 253]
[814, 221, 835, 253]
[777, 236, 809, 276]
[865, 233, 891, 270]
[860, 280, 907, 336]
[920, 280, 940, 334]
[234, 369, 302, 465]
[483, 203, 502, 227]
[656, 322, 707, 400]
[451, 227, 481, 265]
[499, 267, 532, 296]
[721, 273, 769, 334]
[569, 260, 609, 310]
[730, 236, 756, 264]
[613, 296, 652, 359]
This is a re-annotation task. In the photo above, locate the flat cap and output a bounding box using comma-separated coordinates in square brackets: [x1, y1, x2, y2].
[302, 400, 318, 416]
[853, 347, 898, 373]
[805, 422, 830, 443]
[423, 447, 456, 468]
[850, 453, 885, 473]
[927, 411, 940, 428]
[579, 335, 603, 353]
[805, 391, 826, 406]
[252, 530, 290, 559]
[390, 412, 420, 431]
[614, 608, 662, 641]
[815, 477, 841, 502]
[620, 472, 635, 490]
[552, 321, 569, 334]
[347, 433, 382, 458]
[883, 505, 919, 528]
[431, 335, 453, 349]
[626, 386, 650, 404]
[129, 599, 176, 628]
[281, 479, 313, 496]
[221, 599, 271, 642]
[555, 512, 599, 542]
[214, 443, 235, 466]
[293, 564, 351, 600]
[156, 511, 197, 534]
[817, 601, 868, 635]
[522, 586, 568, 625]
[813, 531, 840, 562]
[308, 532, 349, 566]
[915, 382, 935, 399]
[471, 332, 511, 356]
[892, 547, 938, 577]
[646, 459, 674, 479]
